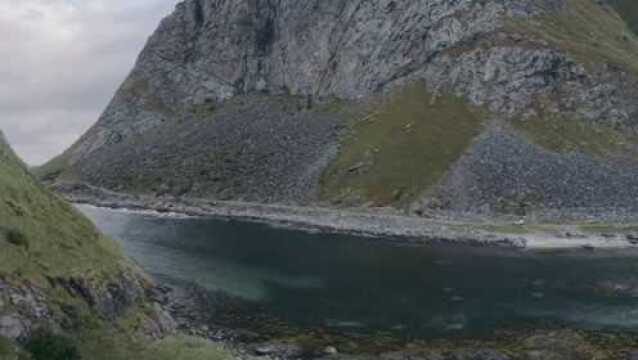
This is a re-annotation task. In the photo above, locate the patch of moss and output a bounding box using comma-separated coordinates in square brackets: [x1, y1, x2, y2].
[510, 0, 638, 75]
[608, 0, 638, 34]
[0, 336, 21, 360]
[320, 82, 487, 207]
[75, 329, 234, 360]
[578, 223, 638, 234]
[32, 151, 74, 183]
[473, 224, 532, 235]
[186, 101, 217, 120]
[25, 329, 80, 360]
[120, 77, 174, 116]
[313, 97, 356, 115]
[511, 113, 638, 157]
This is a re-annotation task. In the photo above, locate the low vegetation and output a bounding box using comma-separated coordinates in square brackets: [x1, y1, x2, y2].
[0, 336, 22, 360]
[25, 329, 80, 360]
[74, 329, 233, 360]
[511, 0, 638, 75]
[608, 0, 638, 34]
[10, 325, 233, 360]
[32, 151, 74, 183]
[0, 134, 123, 282]
[321, 82, 487, 207]
[1, 133, 237, 359]
[119, 77, 174, 116]
[511, 112, 638, 157]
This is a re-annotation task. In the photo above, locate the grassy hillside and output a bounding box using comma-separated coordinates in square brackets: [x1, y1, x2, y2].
[320, 83, 487, 208]
[511, 112, 638, 157]
[512, 0, 638, 75]
[609, 0, 638, 34]
[32, 150, 74, 183]
[0, 133, 122, 281]
[0, 132, 234, 360]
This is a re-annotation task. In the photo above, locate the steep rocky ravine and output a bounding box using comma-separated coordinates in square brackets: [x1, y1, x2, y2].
[38, 0, 638, 216]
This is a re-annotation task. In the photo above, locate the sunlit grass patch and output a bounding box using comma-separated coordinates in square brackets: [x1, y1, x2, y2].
[510, 0, 638, 75]
[0, 133, 123, 282]
[321, 82, 487, 208]
[511, 113, 638, 157]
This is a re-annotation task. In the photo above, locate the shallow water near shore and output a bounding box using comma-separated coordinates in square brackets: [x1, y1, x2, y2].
[78, 204, 638, 339]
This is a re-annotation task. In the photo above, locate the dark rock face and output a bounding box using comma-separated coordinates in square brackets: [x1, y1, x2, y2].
[0, 272, 154, 341]
[48, 0, 638, 215]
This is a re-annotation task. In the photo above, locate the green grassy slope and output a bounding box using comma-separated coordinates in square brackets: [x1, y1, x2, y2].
[32, 150, 74, 183]
[0, 132, 235, 360]
[320, 83, 487, 208]
[0, 132, 122, 281]
[512, 0, 638, 75]
[511, 112, 638, 157]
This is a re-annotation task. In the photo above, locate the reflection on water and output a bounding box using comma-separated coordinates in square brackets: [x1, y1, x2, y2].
[79, 205, 638, 338]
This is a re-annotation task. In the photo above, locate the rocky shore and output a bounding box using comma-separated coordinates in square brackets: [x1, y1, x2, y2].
[153, 280, 638, 360]
[54, 182, 638, 250]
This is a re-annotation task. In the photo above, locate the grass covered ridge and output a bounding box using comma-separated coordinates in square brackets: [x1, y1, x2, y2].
[511, 113, 638, 157]
[0, 132, 123, 281]
[0, 132, 237, 360]
[511, 0, 638, 75]
[320, 82, 487, 208]
[31, 150, 76, 185]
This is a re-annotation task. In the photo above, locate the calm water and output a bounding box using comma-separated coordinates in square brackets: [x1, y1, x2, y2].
[79, 205, 638, 338]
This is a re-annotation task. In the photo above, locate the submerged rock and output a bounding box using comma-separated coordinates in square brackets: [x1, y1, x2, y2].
[323, 346, 339, 355]
[253, 342, 304, 358]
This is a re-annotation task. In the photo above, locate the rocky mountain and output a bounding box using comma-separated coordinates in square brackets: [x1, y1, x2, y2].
[39, 0, 638, 216]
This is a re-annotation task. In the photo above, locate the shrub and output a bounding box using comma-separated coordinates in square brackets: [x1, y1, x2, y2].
[0, 336, 17, 358]
[4, 229, 29, 249]
[24, 330, 80, 360]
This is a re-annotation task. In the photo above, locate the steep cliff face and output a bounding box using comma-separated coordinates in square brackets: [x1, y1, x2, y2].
[42, 0, 638, 215]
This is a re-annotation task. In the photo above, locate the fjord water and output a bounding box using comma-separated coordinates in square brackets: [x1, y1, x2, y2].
[79, 205, 638, 338]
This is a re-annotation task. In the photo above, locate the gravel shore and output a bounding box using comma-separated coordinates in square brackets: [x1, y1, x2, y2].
[53, 182, 638, 250]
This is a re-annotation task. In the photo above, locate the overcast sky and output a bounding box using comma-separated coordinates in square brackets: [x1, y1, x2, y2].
[1, 0, 180, 165]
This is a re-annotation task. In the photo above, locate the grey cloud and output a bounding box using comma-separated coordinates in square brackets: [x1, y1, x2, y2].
[1, 0, 181, 165]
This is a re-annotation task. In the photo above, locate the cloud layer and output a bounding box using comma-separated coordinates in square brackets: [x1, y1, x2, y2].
[1, 0, 180, 165]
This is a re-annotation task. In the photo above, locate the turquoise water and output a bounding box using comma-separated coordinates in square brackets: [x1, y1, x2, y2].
[79, 205, 638, 338]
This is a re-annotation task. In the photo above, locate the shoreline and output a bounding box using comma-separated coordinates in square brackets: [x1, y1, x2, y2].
[55, 183, 638, 250]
